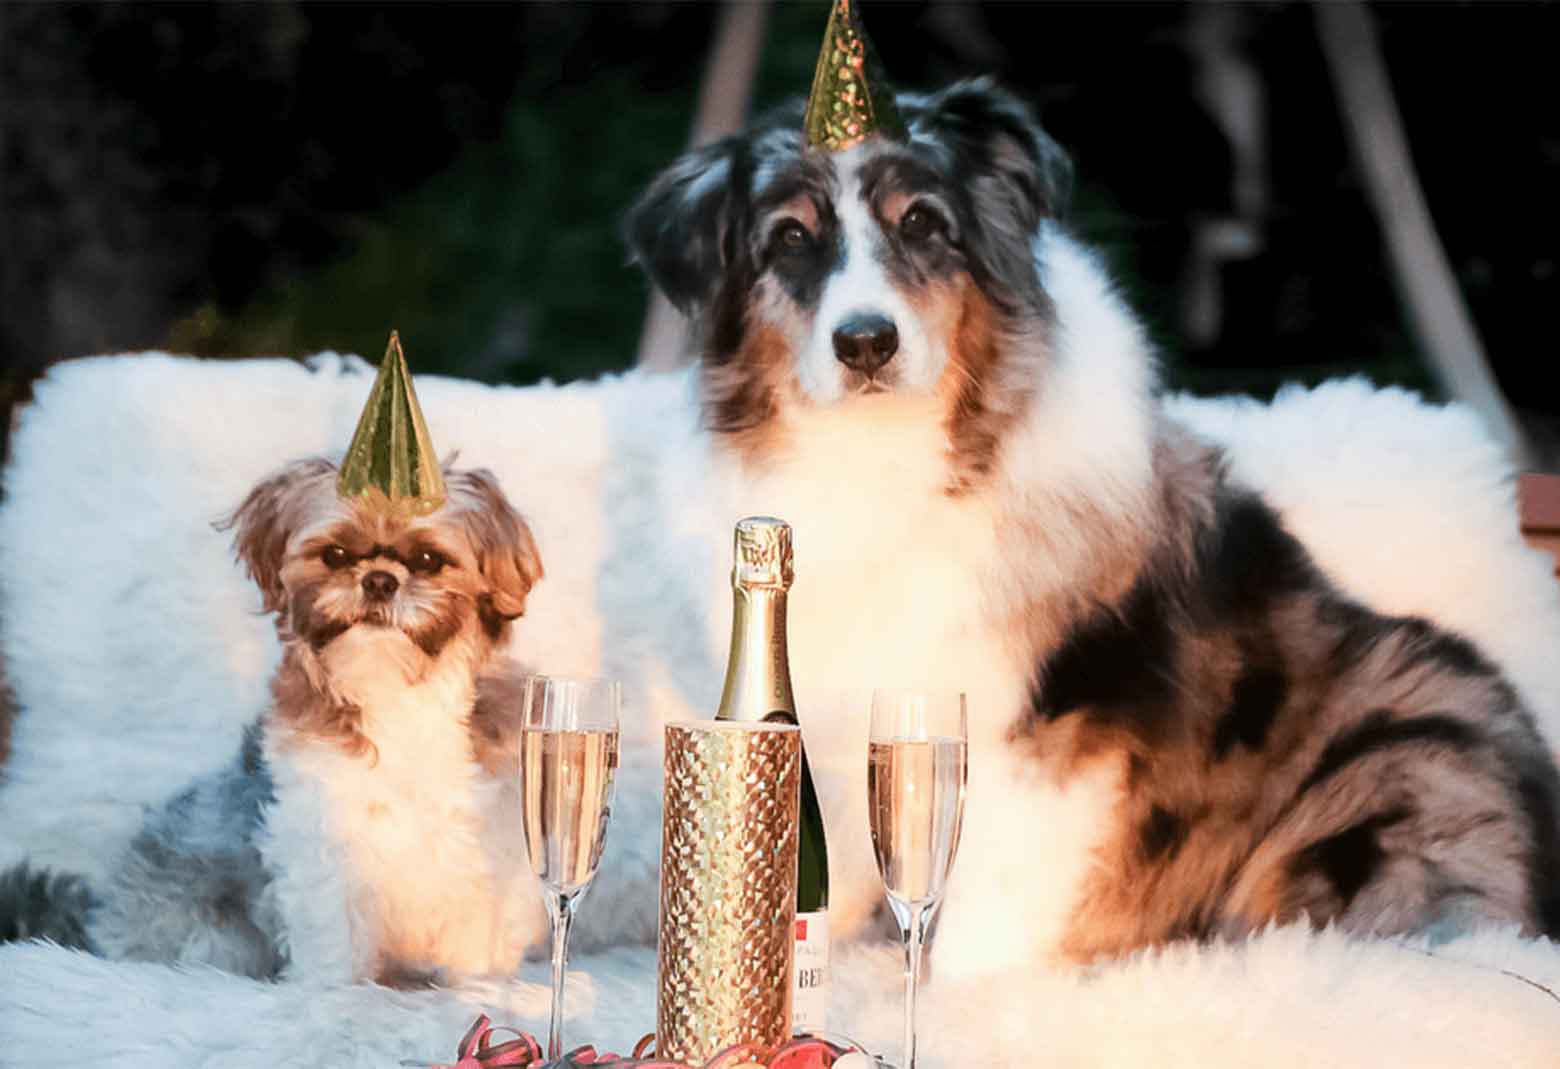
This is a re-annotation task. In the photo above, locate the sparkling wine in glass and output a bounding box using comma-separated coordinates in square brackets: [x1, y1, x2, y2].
[867, 690, 968, 1069]
[518, 675, 621, 1060]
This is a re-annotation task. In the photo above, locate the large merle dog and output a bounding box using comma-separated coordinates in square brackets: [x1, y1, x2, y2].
[623, 78, 1560, 970]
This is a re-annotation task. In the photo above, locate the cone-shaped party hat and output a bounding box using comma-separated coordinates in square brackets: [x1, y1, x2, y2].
[803, 0, 906, 152]
[337, 331, 447, 517]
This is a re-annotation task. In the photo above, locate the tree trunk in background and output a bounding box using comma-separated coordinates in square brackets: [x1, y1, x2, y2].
[636, 1, 771, 372]
[1315, 0, 1534, 469]
[1184, 3, 1267, 351]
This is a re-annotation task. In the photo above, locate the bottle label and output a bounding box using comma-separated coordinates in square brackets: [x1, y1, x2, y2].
[791, 910, 830, 1034]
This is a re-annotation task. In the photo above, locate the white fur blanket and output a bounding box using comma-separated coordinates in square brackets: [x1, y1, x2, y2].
[2, 354, 1559, 1065]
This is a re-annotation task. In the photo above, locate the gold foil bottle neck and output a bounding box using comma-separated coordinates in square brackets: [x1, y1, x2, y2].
[719, 517, 798, 724]
[733, 516, 794, 590]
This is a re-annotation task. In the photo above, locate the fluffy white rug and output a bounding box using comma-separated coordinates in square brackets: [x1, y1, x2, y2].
[3, 925, 1558, 1066]
[2, 354, 1558, 1065]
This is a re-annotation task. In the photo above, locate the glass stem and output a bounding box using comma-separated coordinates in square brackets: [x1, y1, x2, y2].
[902, 903, 929, 1069]
[547, 891, 577, 1061]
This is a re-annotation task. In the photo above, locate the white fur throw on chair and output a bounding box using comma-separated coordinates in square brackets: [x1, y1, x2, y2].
[1, 353, 1557, 1067]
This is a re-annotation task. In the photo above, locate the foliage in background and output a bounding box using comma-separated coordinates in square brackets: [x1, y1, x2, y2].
[5, 1, 1555, 445]
[165, 6, 713, 384]
[161, 2, 1440, 403]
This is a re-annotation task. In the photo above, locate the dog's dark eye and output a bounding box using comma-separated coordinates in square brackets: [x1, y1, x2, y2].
[408, 548, 446, 575]
[900, 204, 944, 243]
[321, 545, 351, 570]
[772, 220, 811, 255]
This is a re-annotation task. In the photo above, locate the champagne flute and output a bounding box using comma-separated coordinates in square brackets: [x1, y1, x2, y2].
[867, 690, 968, 1069]
[518, 674, 621, 1060]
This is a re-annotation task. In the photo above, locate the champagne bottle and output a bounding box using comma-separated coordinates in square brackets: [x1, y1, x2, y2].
[715, 516, 830, 1034]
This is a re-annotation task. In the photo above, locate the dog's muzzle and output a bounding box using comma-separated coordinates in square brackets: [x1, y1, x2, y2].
[362, 570, 399, 601]
[832, 313, 899, 375]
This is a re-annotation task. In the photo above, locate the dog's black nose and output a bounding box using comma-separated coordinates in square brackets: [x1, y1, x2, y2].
[832, 314, 899, 374]
[362, 570, 399, 600]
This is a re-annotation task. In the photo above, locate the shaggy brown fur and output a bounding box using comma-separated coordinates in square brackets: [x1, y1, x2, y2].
[701, 319, 796, 469]
[940, 278, 1043, 493]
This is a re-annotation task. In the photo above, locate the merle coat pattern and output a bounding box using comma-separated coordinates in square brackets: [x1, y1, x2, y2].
[1028, 430, 1560, 958]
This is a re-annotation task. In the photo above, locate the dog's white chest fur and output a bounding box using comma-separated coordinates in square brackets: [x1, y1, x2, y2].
[738, 402, 1012, 703]
[261, 630, 537, 982]
[711, 398, 1121, 970]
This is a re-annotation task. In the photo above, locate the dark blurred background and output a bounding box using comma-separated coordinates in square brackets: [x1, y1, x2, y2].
[1, 1, 1556, 469]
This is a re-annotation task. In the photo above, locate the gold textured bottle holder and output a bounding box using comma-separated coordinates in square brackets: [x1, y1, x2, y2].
[656, 721, 801, 1065]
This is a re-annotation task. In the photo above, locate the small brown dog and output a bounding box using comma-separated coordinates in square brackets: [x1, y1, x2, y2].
[77, 456, 547, 984]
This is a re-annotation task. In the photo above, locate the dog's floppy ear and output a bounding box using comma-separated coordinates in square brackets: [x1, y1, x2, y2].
[448, 469, 544, 626]
[217, 458, 336, 615]
[624, 136, 746, 315]
[910, 79, 1073, 231]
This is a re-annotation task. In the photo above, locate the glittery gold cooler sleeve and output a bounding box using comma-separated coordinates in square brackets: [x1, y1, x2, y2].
[657, 721, 801, 1064]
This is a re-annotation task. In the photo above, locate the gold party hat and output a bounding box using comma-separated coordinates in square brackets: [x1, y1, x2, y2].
[803, 0, 906, 152]
[337, 331, 447, 517]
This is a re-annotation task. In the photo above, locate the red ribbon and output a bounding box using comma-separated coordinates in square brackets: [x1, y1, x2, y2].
[429, 1015, 543, 1068]
[422, 1016, 852, 1069]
